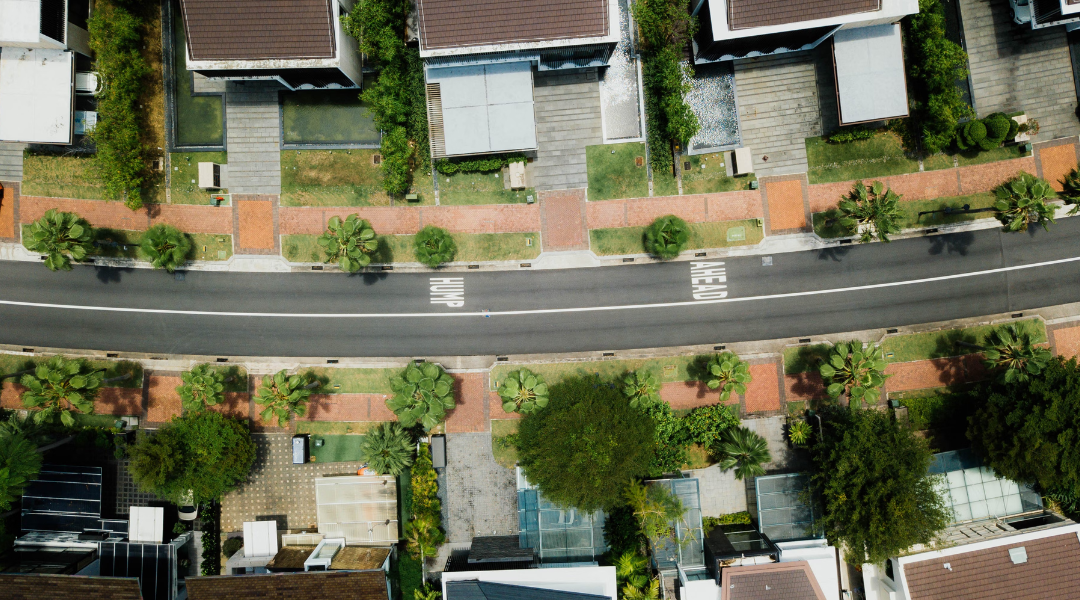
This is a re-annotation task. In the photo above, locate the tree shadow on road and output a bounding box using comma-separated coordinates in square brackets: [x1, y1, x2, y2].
[926, 232, 974, 256]
[815, 246, 851, 262]
[93, 265, 133, 284]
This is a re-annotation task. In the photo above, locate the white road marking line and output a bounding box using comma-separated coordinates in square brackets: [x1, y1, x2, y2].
[1, 255, 1078, 318]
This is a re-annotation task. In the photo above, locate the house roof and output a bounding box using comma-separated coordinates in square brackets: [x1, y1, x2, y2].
[903, 530, 1080, 599]
[186, 571, 389, 600]
[720, 562, 827, 600]
[468, 535, 535, 563]
[179, 0, 336, 62]
[265, 545, 390, 571]
[446, 581, 610, 600]
[832, 24, 908, 125]
[417, 0, 609, 51]
[0, 574, 142, 600]
[726, 0, 881, 30]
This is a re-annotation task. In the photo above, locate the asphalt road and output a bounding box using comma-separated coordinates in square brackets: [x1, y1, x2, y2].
[1, 219, 1080, 357]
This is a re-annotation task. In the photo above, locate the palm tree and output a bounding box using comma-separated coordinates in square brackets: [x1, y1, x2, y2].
[644, 215, 689, 260]
[254, 370, 318, 427]
[717, 427, 770, 480]
[358, 422, 415, 475]
[787, 419, 812, 447]
[386, 363, 456, 430]
[994, 172, 1056, 232]
[22, 209, 95, 271]
[818, 341, 889, 408]
[20, 356, 104, 426]
[414, 226, 456, 268]
[837, 181, 903, 243]
[1060, 167, 1080, 215]
[497, 369, 549, 414]
[982, 324, 1052, 384]
[700, 352, 752, 403]
[622, 370, 661, 409]
[0, 432, 44, 511]
[405, 514, 444, 582]
[317, 214, 378, 272]
[177, 365, 225, 412]
[615, 551, 649, 590]
[139, 224, 192, 272]
[622, 579, 660, 600]
[413, 587, 442, 600]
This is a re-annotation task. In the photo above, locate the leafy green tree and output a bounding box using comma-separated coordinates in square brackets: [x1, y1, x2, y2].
[904, 0, 973, 154]
[641, 400, 691, 476]
[318, 214, 378, 272]
[140, 224, 192, 273]
[22, 209, 95, 271]
[386, 363, 456, 430]
[982, 324, 1052, 384]
[837, 181, 903, 243]
[127, 411, 256, 504]
[497, 369, 549, 414]
[21, 356, 104, 426]
[254, 370, 317, 427]
[414, 226, 456, 268]
[622, 370, 661, 409]
[699, 352, 751, 403]
[644, 215, 689, 260]
[358, 422, 415, 475]
[624, 480, 686, 543]
[811, 408, 950, 564]
[717, 426, 770, 480]
[818, 341, 889, 408]
[1060, 166, 1080, 215]
[994, 172, 1055, 232]
[177, 365, 225, 412]
[788, 420, 812, 446]
[0, 432, 43, 511]
[683, 403, 739, 448]
[967, 357, 1080, 496]
[517, 376, 655, 512]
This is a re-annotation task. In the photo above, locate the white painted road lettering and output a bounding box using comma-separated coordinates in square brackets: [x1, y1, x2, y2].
[690, 261, 728, 299]
[430, 277, 465, 307]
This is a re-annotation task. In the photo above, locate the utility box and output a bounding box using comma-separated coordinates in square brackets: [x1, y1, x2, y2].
[508, 161, 526, 190]
[198, 162, 223, 189]
[733, 147, 753, 176]
[292, 435, 309, 464]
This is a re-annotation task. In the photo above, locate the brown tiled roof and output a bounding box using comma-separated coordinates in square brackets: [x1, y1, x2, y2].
[417, 0, 609, 50]
[720, 561, 827, 600]
[904, 531, 1080, 599]
[179, 0, 336, 61]
[0, 574, 142, 600]
[727, 0, 881, 30]
[187, 570, 389, 600]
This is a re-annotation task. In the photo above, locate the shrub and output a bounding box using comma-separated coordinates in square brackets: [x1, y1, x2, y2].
[410, 444, 442, 521]
[699, 352, 751, 403]
[818, 341, 889, 408]
[836, 180, 904, 243]
[413, 226, 456, 268]
[20, 356, 104, 426]
[140, 225, 192, 273]
[359, 422, 415, 475]
[318, 214, 378, 272]
[982, 113, 1012, 148]
[0, 432, 43, 511]
[717, 426, 770, 480]
[955, 120, 986, 151]
[787, 420, 812, 446]
[128, 411, 256, 504]
[496, 369, 549, 414]
[702, 511, 752, 532]
[254, 370, 317, 427]
[435, 154, 526, 176]
[177, 365, 225, 412]
[993, 172, 1055, 232]
[905, 0, 973, 154]
[982, 323, 1052, 384]
[826, 127, 875, 144]
[644, 215, 689, 259]
[622, 370, 661, 409]
[683, 403, 739, 448]
[199, 502, 220, 575]
[88, 1, 150, 208]
[23, 209, 95, 271]
[641, 401, 690, 476]
[517, 375, 655, 511]
[221, 537, 243, 560]
[386, 363, 455, 430]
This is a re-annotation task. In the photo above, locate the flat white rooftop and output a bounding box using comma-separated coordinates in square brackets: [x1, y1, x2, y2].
[0, 0, 43, 46]
[427, 61, 537, 157]
[832, 24, 908, 125]
[0, 47, 74, 144]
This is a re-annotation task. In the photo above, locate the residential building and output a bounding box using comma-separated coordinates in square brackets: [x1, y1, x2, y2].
[187, 570, 392, 600]
[0, 0, 95, 144]
[177, 0, 362, 90]
[0, 573, 143, 599]
[415, 0, 620, 158]
[442, 566, 618, 600]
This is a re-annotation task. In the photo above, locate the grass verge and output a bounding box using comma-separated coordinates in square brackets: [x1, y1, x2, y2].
[586, 143, 649, 201]
[589, 219, 763, 256]
[806, 132, 920, 184]
[169, 152, 228, 204]
[437, 171, 534, 205]
[296, 421, 382, 435]
[89, 228, 232, 262]
[491, 355, 708, 390]
[282, 233, 540, 264]
[681, 152, 756, 194]
[812, 192, 999, 238]
[303, 367, 398, 394]
[281, 150, 390, 207]
[881, 318, 1045, 363]
[782, 344, 832, 375]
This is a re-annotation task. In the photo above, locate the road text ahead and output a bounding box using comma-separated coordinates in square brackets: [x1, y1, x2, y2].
[430, 277, 465, 307]
[690, 261, 727, 300]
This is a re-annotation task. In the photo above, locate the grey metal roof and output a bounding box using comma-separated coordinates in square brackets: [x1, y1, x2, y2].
[446, 581, 609, 600]
[469, 535, 535, 563]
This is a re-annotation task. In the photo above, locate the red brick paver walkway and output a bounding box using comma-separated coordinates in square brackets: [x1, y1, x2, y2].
[744, 363, 782, 413]
[445, 372, 487, 433]
[1037, 142, 1077, 191]
[784, 372, 827, 402]
[0, 181, 17, 240]
[586, 191, 763, 229]
[301, 393, 393, 422]
[235, 197, 277, 252]
[146, 375, 182, 423]
[210, 392, 252, 420]
[19, 196, 233, 234]
[94, 387, 143, 416]
[763, 177, 808, 232]
[660, 381, 729, 410]
[539, 189, 589, 251]
[883, 355, 987, 394]
[1051, 324, 1080, 359]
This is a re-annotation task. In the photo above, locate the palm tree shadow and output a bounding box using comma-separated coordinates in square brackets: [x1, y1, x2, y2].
[816, 246, 851, 262]
[94, 266, 132, 284]
[931, 329, 979, 359]
[926, 232, 975, 256]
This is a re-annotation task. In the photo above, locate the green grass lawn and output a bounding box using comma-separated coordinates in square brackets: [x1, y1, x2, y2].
[922, 154, 955, 171]
[782, 344, 832, 375]
[813, 192, 999, 238]
[307, 434, 366, 463]
[437, 171, 534, 205]
[296, 421, 382, 435]
[590, 219, 762, 256]
[281, 150, 390, 207]
[955, 144, 1031, 168]
[282, 232, 540, 264]
[681, 152, 756, 194]
[491, 419, 519, 469]
[22, 154, 106, 200]
[490, 355, 706, 390]
[169, 152, 228, 204]
[653, 169, 679, 197]
[172, 1, 223, 146]
[91, 228, 233, 262]
[303, 367, 398, 394]
[806, 132, 921, 184]
[281, 90, 379, 145]
[586, 142, 649, 201]
[881, 318, 1045, 363]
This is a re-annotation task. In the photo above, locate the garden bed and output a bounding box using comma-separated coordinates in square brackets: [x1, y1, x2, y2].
[923, 144, 1031, 171]
[281, 90, 380, 146]
[282, 232, 540, 264]
[169, 152, 228, 205]
[681, 152, 756, 194]
[586, 142, 650, 201]
[812, 192, 998, 238]
[437, 171, 534, 205]
[589, 219, 762, 256]
[280, 150, 391, 207]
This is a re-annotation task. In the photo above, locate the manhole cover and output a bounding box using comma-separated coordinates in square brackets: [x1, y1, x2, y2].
[726, 226, 746, 242]
[762, 256, 773, 266]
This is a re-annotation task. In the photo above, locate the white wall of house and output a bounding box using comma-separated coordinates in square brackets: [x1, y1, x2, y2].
[704, 0, 919, 42]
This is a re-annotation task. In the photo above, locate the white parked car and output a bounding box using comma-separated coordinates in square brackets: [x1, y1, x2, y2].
[177, 490, 198, 521]
[1009, 0, 1032, 26]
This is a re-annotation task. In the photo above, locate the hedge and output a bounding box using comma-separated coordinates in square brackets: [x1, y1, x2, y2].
[434, 154, 526, 176]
